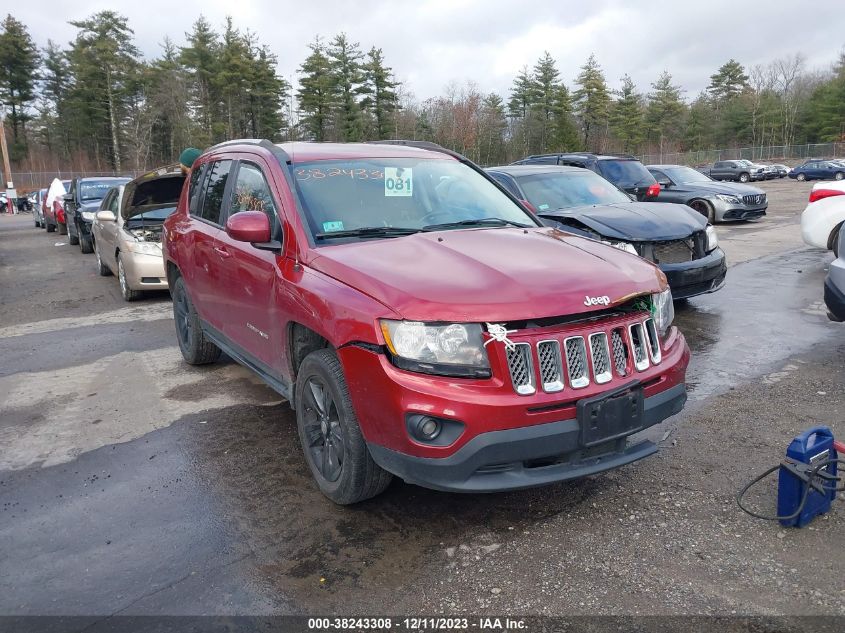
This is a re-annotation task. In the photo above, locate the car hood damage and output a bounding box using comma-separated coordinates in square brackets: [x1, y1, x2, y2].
[307, 227, 665, 322]
[540, 202, 706, 241]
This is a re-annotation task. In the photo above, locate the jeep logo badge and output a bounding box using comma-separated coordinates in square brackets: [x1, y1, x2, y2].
[584, 295, 611, 307]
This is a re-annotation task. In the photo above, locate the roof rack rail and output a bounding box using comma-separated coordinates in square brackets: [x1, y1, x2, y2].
[203, 138, 292, 163]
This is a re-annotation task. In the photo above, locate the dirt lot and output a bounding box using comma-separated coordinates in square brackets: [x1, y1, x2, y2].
[1, 178, 843, 618]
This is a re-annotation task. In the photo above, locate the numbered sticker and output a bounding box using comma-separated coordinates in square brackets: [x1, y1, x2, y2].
[384, 167, 413, 197]
[322, 220, 344, 232]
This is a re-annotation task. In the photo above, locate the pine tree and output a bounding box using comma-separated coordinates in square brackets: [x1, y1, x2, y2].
[246, 44, 288, 140]
[326, 33, 365, 141]
[297, 37, 334, 142]
[551, 84, 579, 151]
[0, 14, 40, 160]
[216, 17, 251, 139]
[573, 54, 610, 150]
[360, 47, 399, 140]
[609, 75, 644, 153]
[507, 66, 534, 119]
[146, 38, 191, 163]
[707, 59, 749, 104]
[529, 51, 560, 151]
[66, 11, 141, 171]
[478, 92, 507, 165]
[180, 16, 221, 145]
[646, 71, 686, 157]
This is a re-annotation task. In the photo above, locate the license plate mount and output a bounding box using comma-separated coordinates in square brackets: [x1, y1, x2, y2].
[577, 382, 645, 448]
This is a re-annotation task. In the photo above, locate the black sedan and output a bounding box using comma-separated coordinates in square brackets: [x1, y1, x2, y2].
[487, 165, 727, 300]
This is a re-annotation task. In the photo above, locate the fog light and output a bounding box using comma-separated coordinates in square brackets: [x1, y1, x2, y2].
[419, 417, 440, 439]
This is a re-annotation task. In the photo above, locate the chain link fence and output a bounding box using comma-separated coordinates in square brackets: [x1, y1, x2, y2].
[9, 170, 146, 192]
[639, 143, 845, 167]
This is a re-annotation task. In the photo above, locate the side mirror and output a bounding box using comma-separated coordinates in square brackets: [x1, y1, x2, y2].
[63, 193, 73, 202]
[226, 210, 271, 244]
[657, 179, 671, 188]
[96, 210, 116, 222]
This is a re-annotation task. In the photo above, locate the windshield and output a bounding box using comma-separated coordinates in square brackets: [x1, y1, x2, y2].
[518, 170, 632, 210]
[663, 167, 712, 184]
[292, 158, 537, 241]
[81, 180, 125, 201]
[595, 159, 655, 187]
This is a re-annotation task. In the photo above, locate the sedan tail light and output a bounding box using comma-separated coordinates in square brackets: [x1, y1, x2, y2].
[646, 183, 661, 197]
[809, 188, 845, 203]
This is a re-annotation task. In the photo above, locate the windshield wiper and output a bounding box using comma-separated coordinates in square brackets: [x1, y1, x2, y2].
[422, 218, 531, 231]
[314, 226, 421, 240]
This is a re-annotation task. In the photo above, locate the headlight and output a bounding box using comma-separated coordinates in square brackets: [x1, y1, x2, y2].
[715, 194, 742, 205]
[125, 240, 161, 256]
[380, 320, 490, 377]
[651, 288, 674, 336]
[81, 211, 96, 221]
[601, 240, 639, 256]
[705, 225, 718, 251]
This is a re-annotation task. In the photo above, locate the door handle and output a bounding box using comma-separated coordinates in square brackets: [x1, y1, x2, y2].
[214, 246, 231, 259]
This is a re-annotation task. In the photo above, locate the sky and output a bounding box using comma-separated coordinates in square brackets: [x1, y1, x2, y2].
[12, 0, 845, 102]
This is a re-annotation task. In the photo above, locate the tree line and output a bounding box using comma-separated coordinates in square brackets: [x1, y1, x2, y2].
[1, 10, 844, 176]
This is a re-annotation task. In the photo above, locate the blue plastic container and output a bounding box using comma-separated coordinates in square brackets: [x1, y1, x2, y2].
[777, 426, 838, 527]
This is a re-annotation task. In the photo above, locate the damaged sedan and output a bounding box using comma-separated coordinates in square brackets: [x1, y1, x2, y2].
[91, 165, 185, 300]
[487, 165, 726, 300]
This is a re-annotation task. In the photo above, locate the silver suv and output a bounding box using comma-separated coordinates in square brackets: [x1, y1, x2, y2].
[825, 228, 845, 321]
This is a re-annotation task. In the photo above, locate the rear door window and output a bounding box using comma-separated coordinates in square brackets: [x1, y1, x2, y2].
[199, 160, 233, 225]
[488, 172, 521, 198]
[597, 159, 655, 187]
[188, 164, 206, 215]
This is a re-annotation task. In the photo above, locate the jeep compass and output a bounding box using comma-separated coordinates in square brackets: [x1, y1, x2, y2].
[163, 140, 690, 504]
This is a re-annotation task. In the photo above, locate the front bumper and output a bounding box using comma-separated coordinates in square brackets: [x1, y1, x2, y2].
[719, 205, 767, 221]
[121, 249, 168, 290]
[368, 383, 687, 493]
[825, 258, 845, 321]
[660, 248, 727, 299]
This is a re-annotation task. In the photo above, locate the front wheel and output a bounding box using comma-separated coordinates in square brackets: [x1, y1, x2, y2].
[295, 349, 392, 504]
[171, 275, 221, 365]
[46, 221, 56, 233]
[688, 199, 715, 223]
[117, 254, 141, 301]
[80, 233, 93, 254]
[68, 223, 79, 245]
[831, 223, 842, 258]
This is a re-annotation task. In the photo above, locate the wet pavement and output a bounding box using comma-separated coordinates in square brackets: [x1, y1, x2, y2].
[1, 179, 844, 617]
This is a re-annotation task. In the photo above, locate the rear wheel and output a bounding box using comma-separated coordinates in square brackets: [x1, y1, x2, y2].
[739, 172, 750, 183]
[68, 223, 79, 245]
[171, 275, 221, 365]
[835, 172, 844, 181]
[295, 348, 392, 504]
[58, 222, 67, 235]
[797, 173, 806, 182]
[688, 199, 715, 223]
[46, 221, 55, 233]
[831, 223, 842, 258]
[117, 254, 141, 301]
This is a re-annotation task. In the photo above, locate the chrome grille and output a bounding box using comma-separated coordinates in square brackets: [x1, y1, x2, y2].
[644, 318, 662, 363]
[743, 193, 766, 206]
[629, 323, 650, 372]
[653, 239, 694, 264]
[589, 332, 612, 384]
[537, 340, 563, 392]
[611, 328, 628, 376]
[564, 336, 589, 388]
[506, 343, 535, 395]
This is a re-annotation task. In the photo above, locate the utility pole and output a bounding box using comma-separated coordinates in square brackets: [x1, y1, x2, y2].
[0, 115, 15, 213]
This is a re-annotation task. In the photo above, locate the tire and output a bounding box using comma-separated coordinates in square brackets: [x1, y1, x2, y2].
[688, 199, 715, 224]
[68, 223, 79, 245]
[836, 172, 844, 181]
[80, 233, 93, 254]
[831, 223, 842, 258]
[797, 173, 806, 182]
[46, 221, 55, 233]
[58, 222, 67, 235]
[295, 348, 392, 504]
[171, 275, 221, 365]
[95, 242, 112, 276]
[34, 219, 40, 228]
[117, 254, 142, 301]
[739, 172, 750, 183]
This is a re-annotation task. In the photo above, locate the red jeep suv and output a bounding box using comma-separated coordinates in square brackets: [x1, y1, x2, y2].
[163, 139, 690, 504]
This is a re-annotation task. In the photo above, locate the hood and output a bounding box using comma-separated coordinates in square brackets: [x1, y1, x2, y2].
[306, 227, 665, 322]
[540, 202, 704, 241]
[675, 180, 764, 196]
